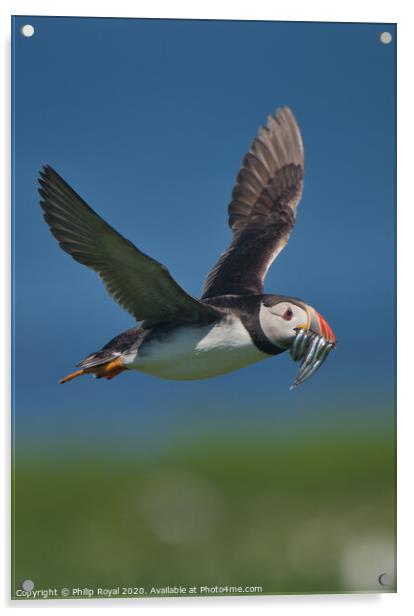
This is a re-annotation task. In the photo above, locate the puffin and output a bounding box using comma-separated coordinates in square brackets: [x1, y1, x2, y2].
[38, 107, 336, 389]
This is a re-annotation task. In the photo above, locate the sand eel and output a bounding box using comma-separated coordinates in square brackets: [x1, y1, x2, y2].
[39, 107, 336, 389]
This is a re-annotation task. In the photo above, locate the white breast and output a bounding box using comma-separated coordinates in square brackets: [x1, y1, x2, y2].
[127, 317, 269, 380]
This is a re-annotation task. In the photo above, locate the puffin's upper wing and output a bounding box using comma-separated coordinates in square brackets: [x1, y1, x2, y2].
[39, 166, 219, 325]
[202, 107, 304, 299]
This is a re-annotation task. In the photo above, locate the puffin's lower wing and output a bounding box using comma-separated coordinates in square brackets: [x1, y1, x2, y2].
[39, 166, 218, 326]
[202, 107, 304, 298]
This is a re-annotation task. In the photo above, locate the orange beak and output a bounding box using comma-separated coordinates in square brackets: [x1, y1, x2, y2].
[306, 306, 336, 346]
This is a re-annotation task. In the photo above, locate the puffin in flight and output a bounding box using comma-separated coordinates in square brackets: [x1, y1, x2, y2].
[39, 107, 336, 389]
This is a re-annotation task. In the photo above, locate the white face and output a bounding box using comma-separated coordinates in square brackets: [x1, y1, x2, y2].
[259, 301, 309, 349]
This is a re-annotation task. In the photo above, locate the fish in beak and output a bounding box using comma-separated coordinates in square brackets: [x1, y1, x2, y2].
[289, 306, 336, 390]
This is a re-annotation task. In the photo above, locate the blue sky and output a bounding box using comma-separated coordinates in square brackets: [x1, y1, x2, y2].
[12, 17, 396, 453]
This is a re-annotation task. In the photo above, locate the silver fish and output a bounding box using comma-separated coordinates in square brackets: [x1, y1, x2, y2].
[289, 329, 335, 390]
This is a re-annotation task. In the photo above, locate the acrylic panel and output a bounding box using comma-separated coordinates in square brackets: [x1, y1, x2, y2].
[11, 16, 396, 600]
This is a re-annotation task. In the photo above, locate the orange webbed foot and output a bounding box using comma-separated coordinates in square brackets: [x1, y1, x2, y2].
[60, 357, 126, 384]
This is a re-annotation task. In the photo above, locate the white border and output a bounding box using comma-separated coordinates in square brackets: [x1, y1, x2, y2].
[2, 1, 413, 614]
[0, 0, 404, 22]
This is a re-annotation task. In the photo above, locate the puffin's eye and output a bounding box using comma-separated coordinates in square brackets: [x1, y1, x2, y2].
[283, 307, 293, 321]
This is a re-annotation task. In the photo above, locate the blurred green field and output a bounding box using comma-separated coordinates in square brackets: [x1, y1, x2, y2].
[12, 426, 396, 599]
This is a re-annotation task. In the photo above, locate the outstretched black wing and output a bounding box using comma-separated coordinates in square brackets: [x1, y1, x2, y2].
[202, 107, 304, 298]
[39, 165, 219, 325]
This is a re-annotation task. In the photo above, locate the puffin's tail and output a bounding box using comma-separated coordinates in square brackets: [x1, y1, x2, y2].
[60, 357, 126, 384]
